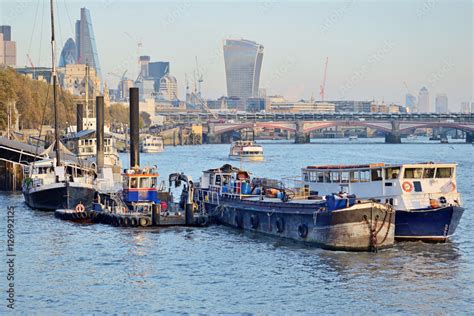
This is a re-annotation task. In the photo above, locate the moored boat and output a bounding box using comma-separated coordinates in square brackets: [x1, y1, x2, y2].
[140, 135, 164, 153]
[228, 140, 264, 161]
[300, 162, 464, 242]
[194, 165, 394, 251]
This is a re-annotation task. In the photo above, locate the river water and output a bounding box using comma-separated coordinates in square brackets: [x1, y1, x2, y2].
[1, 138, 473, 314]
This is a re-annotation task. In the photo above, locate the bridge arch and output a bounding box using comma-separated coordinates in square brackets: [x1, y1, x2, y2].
[303, 121, 393, 133]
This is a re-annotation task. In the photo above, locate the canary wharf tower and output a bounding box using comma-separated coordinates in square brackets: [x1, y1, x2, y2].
[223, 39, 264, 108]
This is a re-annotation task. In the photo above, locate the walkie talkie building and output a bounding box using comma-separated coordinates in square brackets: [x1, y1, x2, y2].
[223, 39, 264, 109]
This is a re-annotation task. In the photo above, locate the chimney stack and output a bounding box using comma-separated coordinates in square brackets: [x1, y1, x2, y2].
[129, 87, 140, 169]
[96, 96, 104, 171]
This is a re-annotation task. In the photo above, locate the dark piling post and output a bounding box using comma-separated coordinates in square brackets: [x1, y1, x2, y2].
[76, 103, 84, 132]
[96, 96, 104, 171]
[129, 87, 140, 168]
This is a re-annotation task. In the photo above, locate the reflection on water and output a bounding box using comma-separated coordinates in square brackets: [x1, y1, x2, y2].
[1, 140, 473, 313]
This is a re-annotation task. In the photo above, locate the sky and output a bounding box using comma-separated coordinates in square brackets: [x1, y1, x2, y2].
[1, 0, 473, 110]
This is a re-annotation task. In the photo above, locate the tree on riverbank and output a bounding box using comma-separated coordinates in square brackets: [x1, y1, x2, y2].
[0, 68, 77, 131]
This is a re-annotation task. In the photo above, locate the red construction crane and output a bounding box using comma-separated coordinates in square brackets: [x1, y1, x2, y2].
[319, 57, 329, 101]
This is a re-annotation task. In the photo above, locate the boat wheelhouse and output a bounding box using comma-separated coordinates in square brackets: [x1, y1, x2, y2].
[140, 135, 164, 153]
[301, 162, 464, 241]
[228, 140, 264, 161]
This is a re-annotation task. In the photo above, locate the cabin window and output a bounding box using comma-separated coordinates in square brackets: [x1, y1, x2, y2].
[140, 177, 150, 188]
[360, 170, 370, 182]
[436, 167, 452, 178]
[317, 172, 325, 183]
[341, 171, 349, 183]
[330, 172, 340, 183]
[215, 175, 222, 185]
[385, 167, 400, 180]
[404, 168, 423, 179]
[371, 169, 383, 181]
[130, 177, 138, 188]
[350, 171, 359, 182]
[303, 172, 309, 182]
[423, 168, 435, 179]
[309, 172, 317, 182]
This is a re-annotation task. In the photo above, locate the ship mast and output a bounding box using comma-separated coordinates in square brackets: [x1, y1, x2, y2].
[50, 0, 60, 166]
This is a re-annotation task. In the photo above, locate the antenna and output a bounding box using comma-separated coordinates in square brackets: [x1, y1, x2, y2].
[319, 57, 329, 101]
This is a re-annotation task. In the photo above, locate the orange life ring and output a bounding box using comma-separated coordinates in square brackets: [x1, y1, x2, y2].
[402, 181, 413, 192]
[75, 203, 85, 213]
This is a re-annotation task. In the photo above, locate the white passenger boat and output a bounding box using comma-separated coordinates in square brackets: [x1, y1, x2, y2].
[300, 162, 464, 242]
[228, 140, 264, 161]
[140, 135, 164, 153]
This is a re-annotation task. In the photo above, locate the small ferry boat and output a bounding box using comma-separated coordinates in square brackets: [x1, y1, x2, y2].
[349, 135, 358, 141]
[194, 164, 394, 251]
[407, 134, 418, 141]
[300, 162, 464, 242]
[228, 140, 264, 161]
[140, 135, 164, 153]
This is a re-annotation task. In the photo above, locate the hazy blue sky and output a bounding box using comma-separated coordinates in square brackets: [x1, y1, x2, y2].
[1, 0, 473, 109]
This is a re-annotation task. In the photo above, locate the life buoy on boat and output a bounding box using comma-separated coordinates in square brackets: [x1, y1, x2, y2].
[250, 215, 259, 229]
[402, 181, 413, 192]
[298, 224, 308, 238]
[275, 218, 284, 233]
[75, 203, 85, 213]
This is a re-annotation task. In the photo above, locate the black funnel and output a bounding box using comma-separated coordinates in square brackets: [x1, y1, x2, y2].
[76, 103, 84, 133]
[96, 96, 104, 171]
[129, 87, 140, 168]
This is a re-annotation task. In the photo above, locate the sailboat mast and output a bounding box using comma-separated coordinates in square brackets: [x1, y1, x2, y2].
[50, 0, 60, 166]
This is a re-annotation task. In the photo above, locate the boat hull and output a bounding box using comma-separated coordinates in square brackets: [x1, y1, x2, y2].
[23, 182, 95, 211]
[395, 206, 464, 242]
[208, 198, 394, 251]
[228, 155, 264, 161]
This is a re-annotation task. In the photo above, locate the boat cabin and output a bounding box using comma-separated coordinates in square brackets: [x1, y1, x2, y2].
[122, 167, 160, 203]
[301, 162, 460, 210]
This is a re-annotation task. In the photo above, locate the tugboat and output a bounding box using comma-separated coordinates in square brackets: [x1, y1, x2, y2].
[301, 162, 464, 242]
[92, 88, 206, 227]
[140, 135, 164, 153]
[228, 140, 264, 161]
[194, 164, 394, 251]
[22, 1, 95, 211]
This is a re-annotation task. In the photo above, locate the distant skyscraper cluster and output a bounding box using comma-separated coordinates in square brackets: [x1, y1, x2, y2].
[134, 56, 173, 100]
[223, 39, 264, 109]
[417, 87, 430, 113]
[58, 7, 101, 79]
[0, 25, 16, 67]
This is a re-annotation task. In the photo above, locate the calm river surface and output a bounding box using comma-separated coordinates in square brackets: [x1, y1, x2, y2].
[1, 138, 473, 314]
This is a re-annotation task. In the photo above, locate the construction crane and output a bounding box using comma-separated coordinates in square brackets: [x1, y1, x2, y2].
[319, 57, 329, 101]
[195, 56, 203, 96]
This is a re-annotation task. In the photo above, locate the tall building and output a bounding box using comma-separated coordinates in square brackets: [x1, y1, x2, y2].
[405, 93, 416, 112]
[75, 8, 101, 79]
[159, 74, 178, 100]
[0, 26, 11, 41]
[139, 56, 150, 78]
[58, 38, 77, 67]
[223, 39, 264, 109]
[0, 26, 16, 67]
[417, 87, 430, 113]
[460, 101, 470, 113]
[435, 94, 448, 113]
[148, 61, 169, 91]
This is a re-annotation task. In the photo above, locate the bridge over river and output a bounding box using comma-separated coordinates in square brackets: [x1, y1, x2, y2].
[158, 112, 474, 144]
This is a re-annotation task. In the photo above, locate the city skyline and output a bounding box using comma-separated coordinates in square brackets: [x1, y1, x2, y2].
[1, 1, 472, 110]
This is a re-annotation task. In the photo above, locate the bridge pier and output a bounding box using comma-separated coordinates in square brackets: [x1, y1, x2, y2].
[467, 132, 474, 143]
[385, 121, 401, 144]
[295, 121, 310, 144]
